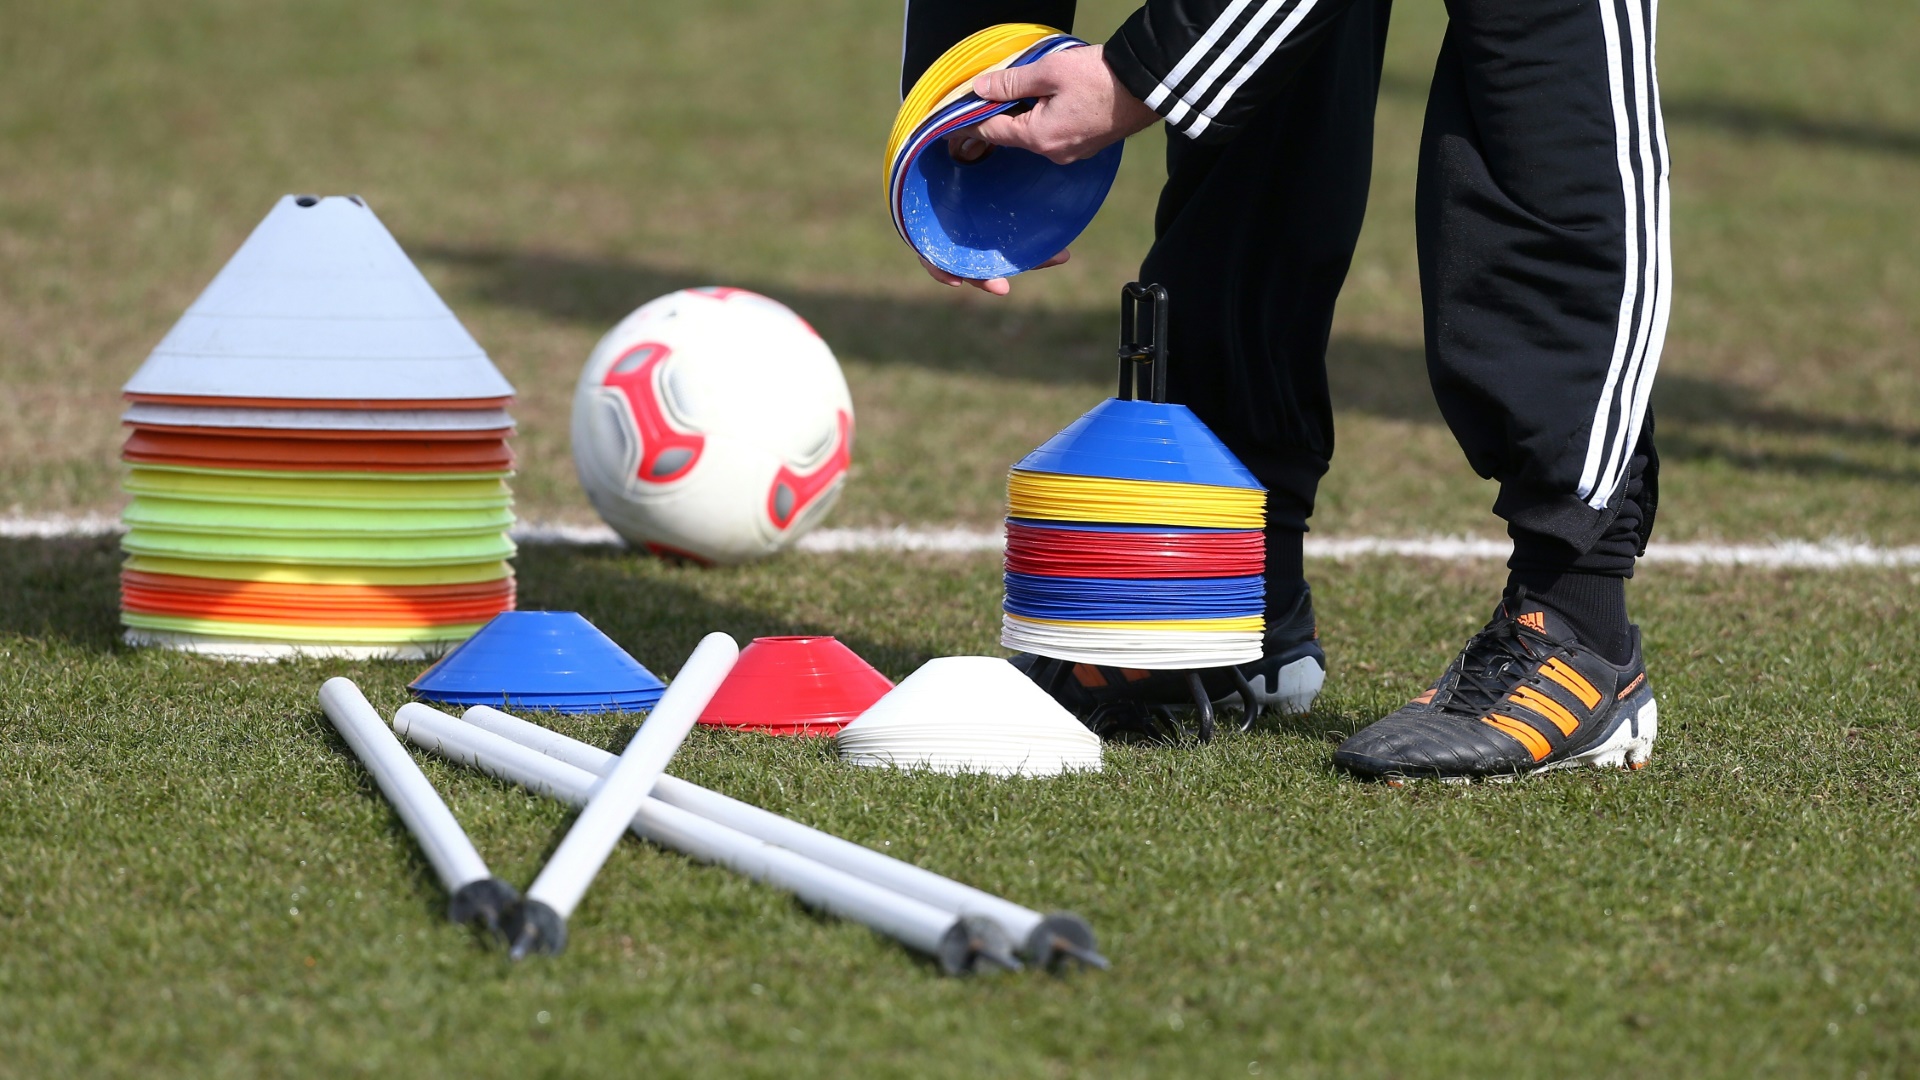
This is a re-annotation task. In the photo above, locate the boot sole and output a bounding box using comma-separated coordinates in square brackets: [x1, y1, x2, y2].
[1535, 696, 1658, 775]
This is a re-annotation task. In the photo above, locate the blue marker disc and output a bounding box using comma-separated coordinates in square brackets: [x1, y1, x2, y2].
[1001, 572, 1265, 621]
[1012, 397, 1264, 488]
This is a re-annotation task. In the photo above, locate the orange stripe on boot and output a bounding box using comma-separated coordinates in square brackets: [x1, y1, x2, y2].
[1542, 658, 1603, 708]
[1509, 686, 1582, 736]
[1483, 715, 1552, 760]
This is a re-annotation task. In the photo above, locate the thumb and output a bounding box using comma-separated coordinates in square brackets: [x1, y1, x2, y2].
[973, 63, 1052, 103]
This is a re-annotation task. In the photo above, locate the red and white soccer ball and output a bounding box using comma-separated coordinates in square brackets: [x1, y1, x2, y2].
[571, 287, 854, 565]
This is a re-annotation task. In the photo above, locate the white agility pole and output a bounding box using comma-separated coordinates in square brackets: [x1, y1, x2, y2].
[316, 678, 516, 935]
[504, 632, 737, 957]
[463, 704, 1107, 970]
[392, 703, 1018, 974]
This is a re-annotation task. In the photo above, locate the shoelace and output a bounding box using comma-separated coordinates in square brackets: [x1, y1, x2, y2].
[1435, 614, 1545, 719]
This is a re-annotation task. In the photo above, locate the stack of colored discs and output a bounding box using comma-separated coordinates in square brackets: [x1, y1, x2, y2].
[410, 612, 666, 714]
[1001, 397, 1267, 668]
[886, 24, 1124, 280]
[117, 194, 519, 659]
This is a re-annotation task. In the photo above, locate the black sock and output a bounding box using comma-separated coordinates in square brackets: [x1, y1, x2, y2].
[1506, 568, 1632, 664]
[1265, 527, 1305, 618]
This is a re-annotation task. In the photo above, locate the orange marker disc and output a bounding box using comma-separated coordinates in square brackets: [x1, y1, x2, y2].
[122, 429, 515, 471]
[126, 423, 515, 443]
[120, 592, 513, 626]
[120, 570, 514, 603]
[121, 572, 516, 625]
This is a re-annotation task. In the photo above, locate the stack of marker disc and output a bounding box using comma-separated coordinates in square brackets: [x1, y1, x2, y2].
[1001, 398, 1267, 668]
[886, 24, 1124, 280]
[118, 194, 518, 659]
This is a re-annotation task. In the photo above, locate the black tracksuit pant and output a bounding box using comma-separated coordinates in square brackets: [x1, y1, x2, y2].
[904, 0, 1671, 614]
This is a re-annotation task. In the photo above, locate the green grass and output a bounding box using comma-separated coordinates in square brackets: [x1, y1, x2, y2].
[3, 0, 1919, 1074]
[4, 540, 1920, 1076]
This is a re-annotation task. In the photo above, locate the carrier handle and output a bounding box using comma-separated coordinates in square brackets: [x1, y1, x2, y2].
[1117, 282, 1170, 404]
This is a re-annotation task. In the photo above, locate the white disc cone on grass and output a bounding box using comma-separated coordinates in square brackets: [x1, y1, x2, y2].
[834, 656, 1102, 777]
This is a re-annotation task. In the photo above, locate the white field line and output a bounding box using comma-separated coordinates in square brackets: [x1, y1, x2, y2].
[0, 513, 123, 539]
[6, 514, 1920, 569]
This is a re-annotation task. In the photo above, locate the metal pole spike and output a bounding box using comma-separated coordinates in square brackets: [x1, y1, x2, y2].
[939, 915, 1022, 976]
[503, 899, 567, 961]
[1027, 912, 1109, 972]
[448, 877, 520, 944]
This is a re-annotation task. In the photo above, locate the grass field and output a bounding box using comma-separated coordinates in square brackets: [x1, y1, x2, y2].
[3, 0, 1919, 1075]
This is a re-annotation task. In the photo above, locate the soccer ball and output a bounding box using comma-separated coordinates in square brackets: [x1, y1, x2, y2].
[571, 287, 854, 565]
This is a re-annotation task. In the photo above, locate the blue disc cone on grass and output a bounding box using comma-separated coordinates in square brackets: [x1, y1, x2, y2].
[411, 611, 665, 713]
[1012, 397, 1262, 487]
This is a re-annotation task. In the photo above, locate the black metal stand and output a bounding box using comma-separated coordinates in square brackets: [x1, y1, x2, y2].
[1074, 671, 1262, 745]
[1098, 282, 1255, 744]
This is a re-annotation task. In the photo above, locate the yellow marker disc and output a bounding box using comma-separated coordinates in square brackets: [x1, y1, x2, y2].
[121, 612, 487, 644]
[124, 467, 511, 509]
[886, 23, 1060, 174]
[1006, 469, 1266, 530]
[123, 528, 517, 566]
[122, 496, 515, 538]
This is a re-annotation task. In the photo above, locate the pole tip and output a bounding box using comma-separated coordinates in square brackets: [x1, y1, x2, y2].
[449, 877, 519, 942]
[1027, 913, 1109, 972]
[502, 899, 567, 960]
[938, 916, 1021, 976]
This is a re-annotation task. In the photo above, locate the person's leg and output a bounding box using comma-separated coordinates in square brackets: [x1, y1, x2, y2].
[1335, 0, 1669, 779]
[1415, 0, 1668, 659]
[1141, 0, 1392, 625]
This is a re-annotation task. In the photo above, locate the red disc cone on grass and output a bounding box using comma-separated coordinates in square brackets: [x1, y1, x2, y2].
[698, 636, 893, 736]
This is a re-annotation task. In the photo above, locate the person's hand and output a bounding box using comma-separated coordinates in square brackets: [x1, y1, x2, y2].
[914, 44, 1157, 295]
[920, 250, 1070, 296]
[973, 44, 1160, 164]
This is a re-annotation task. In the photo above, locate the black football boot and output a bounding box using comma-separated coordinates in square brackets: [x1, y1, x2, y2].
[1332, 588, 1658, 782]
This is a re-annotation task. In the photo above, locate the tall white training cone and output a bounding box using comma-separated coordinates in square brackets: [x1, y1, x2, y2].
[834, 656, 1104, 777]
[122, 194, 514, 403]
